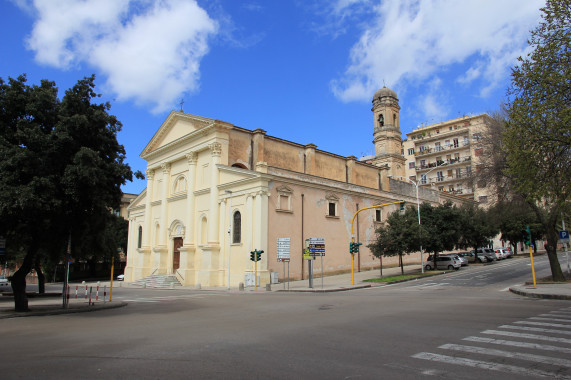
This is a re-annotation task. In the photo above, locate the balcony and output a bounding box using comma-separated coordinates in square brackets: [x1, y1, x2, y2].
[413, 141, 471, 157]
[415, 156, 471, 172]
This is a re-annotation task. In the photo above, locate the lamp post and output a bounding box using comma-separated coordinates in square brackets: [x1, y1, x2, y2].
[225, 190, 232, 290]
[389, 176, 424, 273]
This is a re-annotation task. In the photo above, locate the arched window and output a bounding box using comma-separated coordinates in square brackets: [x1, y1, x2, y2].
[232, 211, 241, 244]
[137, 226, 143, 248]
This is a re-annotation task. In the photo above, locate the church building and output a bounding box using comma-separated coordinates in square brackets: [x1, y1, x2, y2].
[124, 88, 467, 288]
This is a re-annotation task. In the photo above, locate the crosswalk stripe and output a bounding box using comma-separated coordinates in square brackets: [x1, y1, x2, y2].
[532, 316, 571, 323]
[411, 352, 570, 379]
[515, 320, 571, 329]
[439, 343, 571, 368]
[482, 329, 571, 344]
[463, 336, 571, 354]
[500, 324, 571, 336]
[541, 313, 571, 318]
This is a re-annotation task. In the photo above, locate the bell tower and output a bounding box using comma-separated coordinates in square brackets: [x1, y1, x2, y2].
[371, 86, 405, 179]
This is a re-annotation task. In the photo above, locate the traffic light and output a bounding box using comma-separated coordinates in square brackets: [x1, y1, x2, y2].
[349, 242, 362, 254]
[521, 226, 532, 246]
[250, 249, 263, 261]
[250, 251, 255, 261]
[399, 201, 405, 211]
[256, 250, 263, 262]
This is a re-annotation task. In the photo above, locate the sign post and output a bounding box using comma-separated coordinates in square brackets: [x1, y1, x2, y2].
[277, 238, 291, 290]
[560, 225, 569, 275]
[307, 238, 325, 289]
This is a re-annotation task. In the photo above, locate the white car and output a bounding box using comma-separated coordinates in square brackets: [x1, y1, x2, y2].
[496, 248, 511, 258]
[0, 275, 10, 292]
[116, 274, 124, 281]
[494, 249, 507, 260]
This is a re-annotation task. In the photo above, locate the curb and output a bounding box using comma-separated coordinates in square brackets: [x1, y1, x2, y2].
[276, 284, 372, 293]
[0, 301, 128, 319]
[508, 288, 571, 301]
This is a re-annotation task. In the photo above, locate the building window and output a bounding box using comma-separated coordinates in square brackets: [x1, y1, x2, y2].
[466, 166, 472, 175]
[137, 226, 142, 249]
[464, 136, 469, 145]
[375, 209, 382, 222]
[436, 171, 444, 181]
[408, 148, 415, 155]
[409, 175, 416, 182]
[474, 148, 483, 156]
[453, 138, 459, 148]
[232, 211, 241, 244]
[435, 142, 441, 152]
[478, 195, 488, 204]
[420, 174, 427, 184]
[473, 132, 482, 142]
[420, 159, 426, 168]
[173, 175, 187, 194]
[409, 162, 415, 169]
[328, 202, 336, 216]
[456, 168, 462, 178]
[276, 185, 293, 212]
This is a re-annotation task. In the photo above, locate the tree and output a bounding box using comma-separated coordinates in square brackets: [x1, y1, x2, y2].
[0, 75, 134, 311]
[368, 206, 421, 274]
[504, 0, 570, 281]
[457, 204, 498, 261]
[420, 202, 463, 270]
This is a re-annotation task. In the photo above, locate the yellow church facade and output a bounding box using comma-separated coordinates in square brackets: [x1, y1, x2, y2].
[125, 88, 469, 288]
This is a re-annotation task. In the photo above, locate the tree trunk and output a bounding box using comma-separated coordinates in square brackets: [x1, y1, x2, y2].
[35, 256, 45, 294]
[546, 232, 565, 281]
[11, 245, 37, 312]
[400, 254, 404, 275]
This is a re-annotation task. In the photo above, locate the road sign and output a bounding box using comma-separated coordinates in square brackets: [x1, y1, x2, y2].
[307, 237, 325, 257]
[277, 238, 290, 262]
[560, 230, 570, 243]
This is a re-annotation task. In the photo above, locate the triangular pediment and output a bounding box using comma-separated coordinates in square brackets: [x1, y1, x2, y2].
[141, 112, 216, 157]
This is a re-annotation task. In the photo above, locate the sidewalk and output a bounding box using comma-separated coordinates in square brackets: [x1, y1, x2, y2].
[1, 263, 570, 318]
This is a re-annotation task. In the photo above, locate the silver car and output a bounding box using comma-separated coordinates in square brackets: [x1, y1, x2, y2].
[0, 276, 10, 292]
[424, 255, 461, 270]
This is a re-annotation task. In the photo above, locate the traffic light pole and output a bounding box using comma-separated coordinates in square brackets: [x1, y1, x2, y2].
[350, 200, 405, 285]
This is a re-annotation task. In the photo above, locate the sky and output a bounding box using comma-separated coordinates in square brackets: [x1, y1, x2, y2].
[1, 0, 545, 195]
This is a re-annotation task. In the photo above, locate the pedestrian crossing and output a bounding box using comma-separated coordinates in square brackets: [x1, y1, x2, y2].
[411, 306, 571, 378]
[114, 293, 228, 303]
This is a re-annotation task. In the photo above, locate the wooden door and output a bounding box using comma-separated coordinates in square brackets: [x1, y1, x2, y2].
[173, 237, 183, 272]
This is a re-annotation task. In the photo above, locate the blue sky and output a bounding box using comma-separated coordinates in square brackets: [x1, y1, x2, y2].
[2, 0, 544, 194]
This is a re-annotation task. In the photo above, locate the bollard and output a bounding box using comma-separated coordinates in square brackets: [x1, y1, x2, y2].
[89, 286, 93, 306]
[103, 285, 107, 304]
[85, 285, 88, 299]
[266, 283, 271, 291]
[239, 282, 244, 291]
[96, 285, 99, 301]
[75, 285, 78, 299]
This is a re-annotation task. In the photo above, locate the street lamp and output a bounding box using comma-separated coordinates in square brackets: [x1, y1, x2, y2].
[225, 190, 232, 290]
[388, 175, 424, 273]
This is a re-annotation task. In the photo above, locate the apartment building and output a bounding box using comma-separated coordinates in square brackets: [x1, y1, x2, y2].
[402, 114, 493, 204]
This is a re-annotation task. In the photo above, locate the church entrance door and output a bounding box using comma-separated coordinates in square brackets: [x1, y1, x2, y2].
[173, 237, 183, 272]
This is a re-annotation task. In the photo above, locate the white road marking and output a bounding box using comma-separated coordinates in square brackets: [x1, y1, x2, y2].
[439, 343, 571, 368]
[500, 324, 571, 336]
[411, 352, 570, 379]
[531, 316, 571, 323]
[463, 336, 571, 354]
[481, 330, 571, 344]
[515, 320, 571, 329]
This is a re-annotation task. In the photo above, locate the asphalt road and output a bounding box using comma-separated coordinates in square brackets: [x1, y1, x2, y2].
[1, 256, 570, 380]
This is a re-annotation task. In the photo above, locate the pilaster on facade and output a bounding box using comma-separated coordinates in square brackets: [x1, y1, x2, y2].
[185, 151, 197, 246]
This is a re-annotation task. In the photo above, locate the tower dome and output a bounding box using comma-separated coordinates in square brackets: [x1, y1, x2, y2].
[373, 86, 398, 101]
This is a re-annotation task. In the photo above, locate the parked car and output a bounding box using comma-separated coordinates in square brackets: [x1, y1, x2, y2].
[424, 255, 461, 270]
[496, 248, 512, 259]
[494, 249, 505, 260]
[470, 248, 495, 262]
[442, 253, 468, 266]
[458, 251, 476, 263]
[116, 274, 124, 281]
[0, 275, 10, 292]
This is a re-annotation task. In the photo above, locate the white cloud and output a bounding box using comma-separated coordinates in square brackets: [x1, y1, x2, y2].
[22, 0, 218, 113]
[330, 0, 543, 103]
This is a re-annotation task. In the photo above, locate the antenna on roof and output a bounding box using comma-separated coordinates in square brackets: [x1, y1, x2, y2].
[179, 99, 184, 112]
